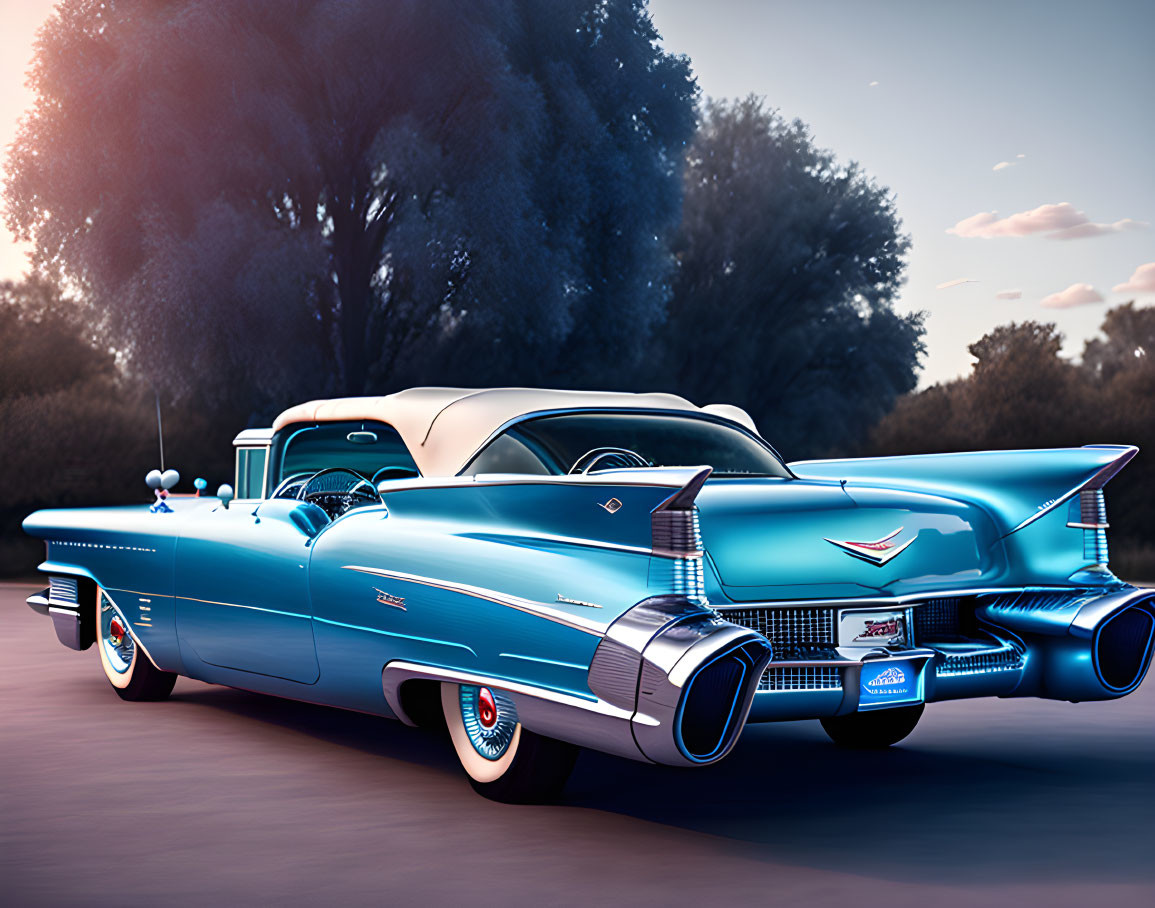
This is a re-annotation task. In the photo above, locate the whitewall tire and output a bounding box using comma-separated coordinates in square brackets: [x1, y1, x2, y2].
[96, 588, 177, 701]
[440, 682, 578, 803]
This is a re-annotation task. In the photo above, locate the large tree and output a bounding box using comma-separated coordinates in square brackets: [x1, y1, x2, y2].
[653, 97, 922, 459]
[4, 0, 696, 408]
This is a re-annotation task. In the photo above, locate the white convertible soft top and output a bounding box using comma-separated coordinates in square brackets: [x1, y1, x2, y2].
[272, 387, 758, 477]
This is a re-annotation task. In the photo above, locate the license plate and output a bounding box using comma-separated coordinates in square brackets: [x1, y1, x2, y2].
[839, 609, 907, 647]
[858, 659, 922, 710]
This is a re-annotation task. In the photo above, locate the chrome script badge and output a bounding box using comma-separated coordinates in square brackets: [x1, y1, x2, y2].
[374, 587, 407, 610]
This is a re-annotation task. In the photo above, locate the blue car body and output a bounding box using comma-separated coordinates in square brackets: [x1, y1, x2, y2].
[22, 388, 1155, 776]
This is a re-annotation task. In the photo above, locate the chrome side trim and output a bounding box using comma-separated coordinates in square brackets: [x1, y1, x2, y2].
[1008, 487, 1083, 534]
[379, 473, 701, 495]
[1009, 445, 1137, 534]
[381, 661, 647, 762]
[98, 589, 163, 671]
[342, 565, 605, 636]
[458, 530, 656, 559]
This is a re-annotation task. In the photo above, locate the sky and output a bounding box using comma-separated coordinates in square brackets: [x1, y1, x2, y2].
[0, 0, 49, 283]
[649, 0, 1155, 383]
[1, 0, 1152, 385]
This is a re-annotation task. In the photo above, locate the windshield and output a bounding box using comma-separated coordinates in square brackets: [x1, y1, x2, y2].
[462, 411, 790, 478]
[274, 421, 419, 486]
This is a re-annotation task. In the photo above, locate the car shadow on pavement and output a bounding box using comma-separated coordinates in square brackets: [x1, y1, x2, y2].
[172, 682, 461, 774]
[172, 683, 1154, 887]
[568, 718, 1155, 886]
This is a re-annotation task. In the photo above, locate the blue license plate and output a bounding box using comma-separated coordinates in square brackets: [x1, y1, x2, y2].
[859, 659, 922, 710]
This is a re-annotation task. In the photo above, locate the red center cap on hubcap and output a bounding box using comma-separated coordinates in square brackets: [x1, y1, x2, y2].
[478, 687, 497, 728]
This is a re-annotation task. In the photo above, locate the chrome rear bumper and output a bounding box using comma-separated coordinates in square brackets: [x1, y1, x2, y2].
[731, 585, 1155, 720]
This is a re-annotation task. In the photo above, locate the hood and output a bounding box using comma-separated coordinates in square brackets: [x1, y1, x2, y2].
[696, 478, 1005, 602]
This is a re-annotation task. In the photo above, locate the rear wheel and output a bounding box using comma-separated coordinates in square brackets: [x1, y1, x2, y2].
[820, 704, 924, 748]
[97, 588, 177, 701]
[441, 682, 577, 803]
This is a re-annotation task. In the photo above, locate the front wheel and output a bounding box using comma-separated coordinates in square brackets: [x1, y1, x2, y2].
[441, 682, 577, 803]
[820, 704, 924, 748]
[97, 588, 177, 701]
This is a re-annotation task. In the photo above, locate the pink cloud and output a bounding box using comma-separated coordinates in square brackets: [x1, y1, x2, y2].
[1040, 283, 1104, 309]
[1112, 262, 1155, 294]
[947, 202, 1147, 240]
[995, 289, 1022, 300]
[992, 161, 1013, 171]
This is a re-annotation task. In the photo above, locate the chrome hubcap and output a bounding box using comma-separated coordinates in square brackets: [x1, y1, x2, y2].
[100, 592, 134, 674]
[459, 685, 517, 761]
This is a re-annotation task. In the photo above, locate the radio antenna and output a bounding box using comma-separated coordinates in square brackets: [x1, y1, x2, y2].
[154, 390, 165, 471]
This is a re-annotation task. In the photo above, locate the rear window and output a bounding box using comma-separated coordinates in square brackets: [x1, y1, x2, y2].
[463, 411, 788, 478]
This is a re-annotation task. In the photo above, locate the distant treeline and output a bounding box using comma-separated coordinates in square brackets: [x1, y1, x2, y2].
[868, 307, 1155, 579]
[2, 276, 1151, 577]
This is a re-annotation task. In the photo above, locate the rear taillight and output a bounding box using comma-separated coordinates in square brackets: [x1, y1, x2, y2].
[1068, 488, 1110, 565]
[651, 468, 710, 603]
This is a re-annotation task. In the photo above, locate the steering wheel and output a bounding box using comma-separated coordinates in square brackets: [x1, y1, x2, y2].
[298, 468, 382, 519]
[568, 447, 651, 475]
[270, 472, 314, 501]
[371, 465, 420, 484]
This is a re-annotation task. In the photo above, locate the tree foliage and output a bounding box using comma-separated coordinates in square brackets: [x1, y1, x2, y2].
[1082, 302, 1155, 383]
[0, 278, 237, 575]
[871, 305, 1155, 578]
[650, 97, 922, 459]
[4, 0, 696, 408]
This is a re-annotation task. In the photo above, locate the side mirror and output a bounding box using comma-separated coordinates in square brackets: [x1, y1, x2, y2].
[217, 484, 235, 509]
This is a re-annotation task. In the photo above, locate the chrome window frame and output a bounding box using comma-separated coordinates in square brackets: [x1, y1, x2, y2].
[457, 407, 794, 480]
[233, 446, 270, 502]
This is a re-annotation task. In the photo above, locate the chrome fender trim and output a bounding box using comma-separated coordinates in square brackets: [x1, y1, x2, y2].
[631, 622, 772, 766]
[1069, 587, 1155, 639]
[381, 661, 647, 762]
[980, 586, 1155, 701]
[589, 595, 773, 767]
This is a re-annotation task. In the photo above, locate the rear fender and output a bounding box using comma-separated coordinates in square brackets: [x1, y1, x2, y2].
[791, 446, 1137, 538]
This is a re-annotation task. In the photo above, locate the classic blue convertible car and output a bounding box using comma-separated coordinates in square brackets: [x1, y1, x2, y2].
[23, 388, 1155, 801]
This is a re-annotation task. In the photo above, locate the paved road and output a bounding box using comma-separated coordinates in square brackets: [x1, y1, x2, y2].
[3, 582, 1153, 907]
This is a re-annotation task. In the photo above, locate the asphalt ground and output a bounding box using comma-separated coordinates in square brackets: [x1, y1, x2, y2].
[3, 581, 1153, 907]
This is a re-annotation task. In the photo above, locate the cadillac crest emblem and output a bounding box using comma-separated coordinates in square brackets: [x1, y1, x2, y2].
[825, 527, 915, 565]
